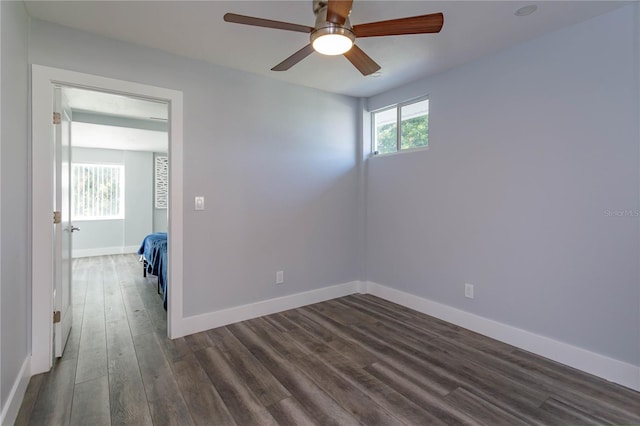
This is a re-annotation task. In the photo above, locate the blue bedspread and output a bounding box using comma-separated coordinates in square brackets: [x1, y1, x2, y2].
[137, 232, 168, 309]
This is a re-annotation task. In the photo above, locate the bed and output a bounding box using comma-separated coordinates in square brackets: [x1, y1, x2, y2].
[137, 232, 168, 310]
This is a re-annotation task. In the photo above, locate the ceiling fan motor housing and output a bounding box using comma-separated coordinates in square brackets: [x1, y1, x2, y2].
[311, 0, 355, 52]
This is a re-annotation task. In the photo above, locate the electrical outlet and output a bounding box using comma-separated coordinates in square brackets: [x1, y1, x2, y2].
[276, 270, 284, 284]
[464, 283, 474, 299]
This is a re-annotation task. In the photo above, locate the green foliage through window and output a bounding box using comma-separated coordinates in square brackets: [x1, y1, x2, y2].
[375, 122, 398, 155]
[401, 115, 429, 150]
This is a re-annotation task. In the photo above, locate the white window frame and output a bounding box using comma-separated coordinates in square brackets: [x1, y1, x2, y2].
[72, 162, 125, 221]
[371, 95, 429, 156]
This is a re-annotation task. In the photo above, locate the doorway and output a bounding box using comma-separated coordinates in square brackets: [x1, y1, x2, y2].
[31, 65, 184, 375]
[65, 86, 170, 359]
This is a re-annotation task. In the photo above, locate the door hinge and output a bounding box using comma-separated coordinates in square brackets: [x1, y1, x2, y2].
[53, 310, 61, 324]
[53, 211, 61, 224]
[53, 112, 61, 125]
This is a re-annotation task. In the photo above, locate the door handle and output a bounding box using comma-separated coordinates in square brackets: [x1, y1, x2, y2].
[70, 226, 80, 232]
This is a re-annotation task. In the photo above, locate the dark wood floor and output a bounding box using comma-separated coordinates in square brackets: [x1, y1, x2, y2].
[15, 254, 640, 425]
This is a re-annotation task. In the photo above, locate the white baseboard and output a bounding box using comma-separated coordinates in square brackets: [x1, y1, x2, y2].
[364, 281, 640, 392]
[73, 245, 138, 258]
[175, 281, 362, 338]
[1, 356, 31, 426]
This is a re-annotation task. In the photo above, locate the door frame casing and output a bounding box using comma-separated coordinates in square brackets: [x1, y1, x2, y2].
[31, 65, 184, 374]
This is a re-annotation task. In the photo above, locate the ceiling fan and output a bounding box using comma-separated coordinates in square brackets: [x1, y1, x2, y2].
[223, 0, 444, 76]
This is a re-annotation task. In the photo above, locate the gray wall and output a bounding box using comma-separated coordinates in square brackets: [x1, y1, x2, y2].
[365, 5, 639, 366]
[1, 0, 29, 412]
[153, 152, 168, 233]
[29, 19, 361, 317]
[71, 147, 153, 256]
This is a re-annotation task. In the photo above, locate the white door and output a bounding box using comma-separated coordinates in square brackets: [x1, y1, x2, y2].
[53, 87, 74, 358]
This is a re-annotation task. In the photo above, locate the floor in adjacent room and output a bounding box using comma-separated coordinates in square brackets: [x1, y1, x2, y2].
[15, 254, 640, 425]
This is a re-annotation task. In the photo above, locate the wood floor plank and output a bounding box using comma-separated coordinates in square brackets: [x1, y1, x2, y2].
[344, 297, 635, 426]
[106, 318, 153, 425]
[261, 313, 298, 332]
[249, 320, 404, 426]
[286, 326, 447, 425]
[148, 399, 195, 426]
[133, 332, 195, 425]
[14, 373, 45, 426]
[344, 294, 515, 355]
[351, 305, 628, 425]
[357, 330, 562, 424]
[75, 304, 107, 384]
[340, 298, 556, 408]
[135, 280, 168, 335]
[305, 305, 464, 396]
[266, 397, 322, 426]
[75, 342, 108, 385]
[102, 260, 128, 325]
[545, 393, 639, 425]
[157, 334, 192, 363]
[206, 326, 290, 407]
[120, 284, 155, 337]
[64, 258, 88, 361]
[364, 362, 484, 425]
[69, 375, 110, 426]
[353, 316, 551, 405]
[172, 352, 237, 426]
[133, 330, 180, 401]
[195, 346, 279, 426]
[60, 320, 83, 362]
[444, 387, 530, 426]
[71, 258, 90, 308]
[27, 357, 76, 426]
[296, 306, 381, 367]
[310, 296, 379, 326]
[307, 303, 553, 424]
[184, 331, 215, 352]
[342, 295, 511, 364]
[280, 308, 336, 341]
[538, 396, 614, 426]
[509, 348, 640, 418]
[227, 321, 361, 426]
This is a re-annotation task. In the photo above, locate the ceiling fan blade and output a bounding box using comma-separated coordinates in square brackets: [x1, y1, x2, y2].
[224, 13, 313, 33]
[343, 45, 381, 76]
[326, 0, 353, 25]
[271, 44, 315, 71]
[353, 12, 444, 38]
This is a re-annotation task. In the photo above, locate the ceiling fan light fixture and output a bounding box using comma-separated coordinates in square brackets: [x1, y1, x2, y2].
[311, 26, 355, 55]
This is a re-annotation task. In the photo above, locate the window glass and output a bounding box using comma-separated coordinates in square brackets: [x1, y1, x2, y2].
[72, 163, 124, 220]
[400, 99, 429, 150]
[372, 97, 429, 155]
[373, 107, 398, 155]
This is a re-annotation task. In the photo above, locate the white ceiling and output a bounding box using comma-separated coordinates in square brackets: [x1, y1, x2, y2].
[63, 87, 168, 152]
[72, 121, 168, 152]
[25, 1, 632, 98]
[64, 87, 169, 120]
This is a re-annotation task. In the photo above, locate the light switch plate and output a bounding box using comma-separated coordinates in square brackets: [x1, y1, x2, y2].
[195, 196, 205, 211]
[465, 283, 474, 299]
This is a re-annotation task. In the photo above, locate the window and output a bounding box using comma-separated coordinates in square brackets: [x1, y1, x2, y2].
[72, 163, 124, 220]
[372, 97, 429, 155]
